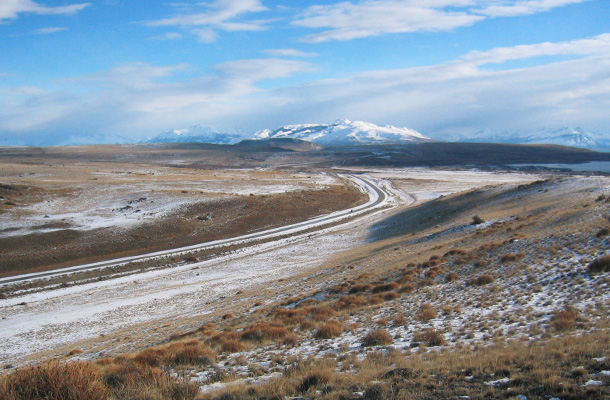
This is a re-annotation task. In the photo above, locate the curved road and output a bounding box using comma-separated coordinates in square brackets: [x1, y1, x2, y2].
[0, 174, 389, 286]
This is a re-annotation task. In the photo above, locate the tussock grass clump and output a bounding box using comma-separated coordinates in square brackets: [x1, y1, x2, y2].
[445, 271, 459, 282]
[240, 322, 289, 343]
[168, 340, 216, 365]
[0, 361, 108, 400]
[349, 283, 372, 294]
[587, 255, 610, 273]
[443, 249, 467, 258]
[315, 321, 343, 339]
[362, 329, 393, 346]
[398, 283, 415, 293]
[550, 307, 583, 332]
[297, 372, 331, 393]
[471, 274, 494, 285]
[221, 339, 244, 354]
[413, 328, 445, 347]
[336, 295, 367, 309]
[500, 253, 523, 263]
[417, 303, 437, 321]
[371, 282, 399, 293]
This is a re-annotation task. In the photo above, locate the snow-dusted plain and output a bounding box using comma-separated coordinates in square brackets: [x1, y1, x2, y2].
[0, 169, 537, 368]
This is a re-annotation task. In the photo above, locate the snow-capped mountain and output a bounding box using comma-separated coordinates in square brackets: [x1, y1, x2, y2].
[254, 119, 430, 146]
[142, 125, 244, 145]
[457, 127, 609, 149]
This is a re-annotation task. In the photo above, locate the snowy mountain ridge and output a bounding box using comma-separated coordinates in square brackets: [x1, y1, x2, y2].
[254, 119, 430, 146]
[456, 127, 609, 149]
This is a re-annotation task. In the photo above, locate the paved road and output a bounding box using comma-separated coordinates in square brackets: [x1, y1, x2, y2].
[0, 175, 389, 286]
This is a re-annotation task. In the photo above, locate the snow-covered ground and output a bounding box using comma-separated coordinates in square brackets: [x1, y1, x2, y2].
[0, 169, 337, 238]
[0, 169, 538, 368]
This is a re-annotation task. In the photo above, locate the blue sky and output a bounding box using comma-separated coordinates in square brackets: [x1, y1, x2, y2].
[1, 0, 609, 144]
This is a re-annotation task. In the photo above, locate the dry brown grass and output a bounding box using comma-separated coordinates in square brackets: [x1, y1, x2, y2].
[471, 274, 494, 285]
[417, 303, 437, 321]
[0, 357, 201, 400]
[336, 295, 367, 309]
[220, 340, 244, 354]
[240, 322, 289, 343]
[413, 328, 446, 347]
[500, 253, 523, 263]
[371, 282, 399, 293]
[315, 321, 343, 339]
[0, 361, 107, 400]
[362, 329, 393, 346]
[550, 307, 583, 332]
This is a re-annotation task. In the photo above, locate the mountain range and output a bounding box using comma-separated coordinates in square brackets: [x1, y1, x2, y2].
[454, 127, 610, 149]
[0, 121, 607, 149]
[142, 125, 244, 145]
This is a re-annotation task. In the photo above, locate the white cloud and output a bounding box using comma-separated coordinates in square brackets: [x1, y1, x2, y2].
[147, 0, 267, 42]
[1, 35, 609, 142]
[0, 0, 90, 22]
[460, 33, 610, 65]
[294, 1, 483, 43]
[32, 26, 67, 34]
[0, 58, 316, 138]
[477, 0, 590, 18]
[293, 0, 591, 42]
[151, 31, 183, 41]
[263, 49, 319, 58]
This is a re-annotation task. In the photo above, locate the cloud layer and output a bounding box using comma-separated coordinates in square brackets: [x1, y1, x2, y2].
[1, 34, 608, 142]
[146, 0, 267, 43]
[293, 0, 590, 42]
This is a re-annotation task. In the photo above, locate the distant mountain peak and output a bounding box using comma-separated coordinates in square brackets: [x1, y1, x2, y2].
[254, 120, 429, 146]
[142, 125, 244, 144]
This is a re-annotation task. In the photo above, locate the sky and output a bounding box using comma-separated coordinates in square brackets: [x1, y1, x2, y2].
[0, 0, 609, 144]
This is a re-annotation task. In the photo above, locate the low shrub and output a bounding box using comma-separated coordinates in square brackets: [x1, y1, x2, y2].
[596, 227, 610, 238]
[362, 330, 393, 346]
[472, 215, 485, 225]
[587, 255, 610, 273]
